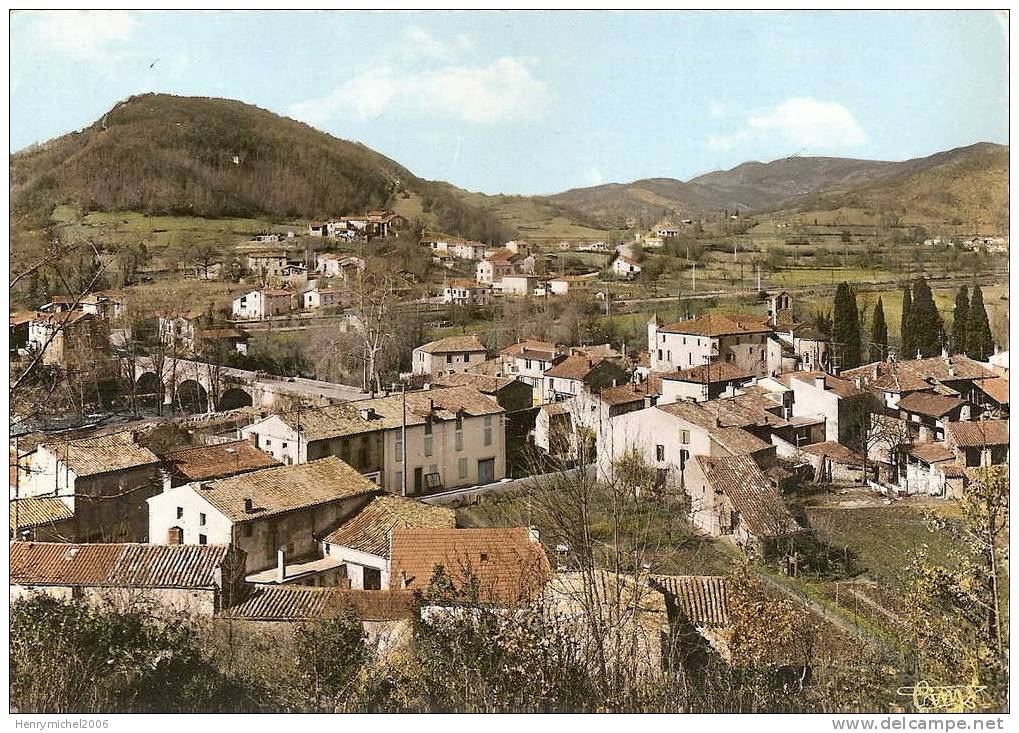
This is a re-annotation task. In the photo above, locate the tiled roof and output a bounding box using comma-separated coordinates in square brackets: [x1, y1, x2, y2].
[779, 370, 868, 398]
[40, 431, 159, 477]
[596, 379, 661, 406]
[10, 542, 230, 588]
[447, 278, 484, 289]
[800, 441, 866, 466]
[660, 313, 773, 337]
[544, 354, 624, 381]
[901, 354, 996, 382]
[389, 527, 551, 606]
[905, 442, 955, 464]
[976, 377, 1009, 405]
[161, 440, 279, 482]
[322, 495, 455, 558]
[898, 391, 964, 418]
[485, 249, 519, 262]
[431, 371, 517, 394]
[710, 427, 772, 456]
[10, 497, 74, 533]
[697, 455, 800, 539]
[416, 335, 487, 354]
[194, 456, 379, 523]
[946, 420, 1009, 447]
[652, 575, 729, 627]
[222, 586, 417, 622]
[261, 386, 504, 442]
[10, 311, 42, 326]
[499, 339, 562, 359]
[662, 361, 754, 384]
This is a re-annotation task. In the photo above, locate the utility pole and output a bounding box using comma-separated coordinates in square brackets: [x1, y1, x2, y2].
[691, 262, 696, 292]
[757, 263, 762, 293]
[401, 380, 407, 497]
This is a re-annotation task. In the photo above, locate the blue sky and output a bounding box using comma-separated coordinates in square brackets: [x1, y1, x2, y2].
[9, 10, 1008, 195]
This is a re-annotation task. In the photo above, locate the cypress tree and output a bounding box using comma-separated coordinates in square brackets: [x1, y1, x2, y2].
[900, 283, 913, 359]
[869, 297, 888, 362]
[833, 282, 863, 369]
[950, 286, 969, 355]
[911, 278, 944, 358]
[965, 284, 994, 361]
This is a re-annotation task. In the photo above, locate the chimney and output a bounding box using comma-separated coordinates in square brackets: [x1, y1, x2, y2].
[400, 570, 409, 589]
[359, 407, 376, 420]
[853, 376, 864, 389]
[244, 497, 254, 513]
[814, 375, 826, 391]
[528, 526, 541, 543]
[276, 548, 286, 583]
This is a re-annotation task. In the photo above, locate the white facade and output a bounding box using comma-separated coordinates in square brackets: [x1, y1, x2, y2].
[499, 275, 537, 296]
[232, 290, 292, 319]
[477, 258, 515, 285]
[612, 257, 642, 278]
[443, 282, 491, 306]
[412, 347, 487, 377]
[303, 288, 349, 309]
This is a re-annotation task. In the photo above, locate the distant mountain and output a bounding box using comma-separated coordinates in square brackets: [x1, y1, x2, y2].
[543, 143, 1008, 229]
[10, 93, 516, 242]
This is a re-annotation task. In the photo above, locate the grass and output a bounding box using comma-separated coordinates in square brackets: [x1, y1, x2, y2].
[456, 490, 737, 577]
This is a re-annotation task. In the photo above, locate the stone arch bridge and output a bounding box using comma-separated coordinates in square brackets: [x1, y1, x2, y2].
[131, 358, 368, 415]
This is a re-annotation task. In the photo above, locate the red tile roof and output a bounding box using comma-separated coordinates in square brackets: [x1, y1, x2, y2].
[417, 335, 487, 354]
[905, 442, 955, 464]
[898, 392, 964, 418]
[662, 361, 753, 384]
[161, 440, 279, 482]
[660, 313, 773, 337]
[696, 455, 801, 539]
[389, 527, 551, 606]
[10, 542, 231, 589]
[652, 575, 729, 627]
[976, 377, 1009, 405]
[222, 586, 417, 622]
[322, 495, 455, 558]
[800, 441, 867, 466]
[946, 420, 1009, 447]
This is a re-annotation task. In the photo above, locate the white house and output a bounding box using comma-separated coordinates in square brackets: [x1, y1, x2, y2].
[147, 457, 380, 575]
[232, 289, 293, 319]
[412, 335, 488, 377]
[611, 255, 642, 278]
[498, 274, 539, 296]
[321, 495, 455, 590]
[647, 313, 778, 377]
[476, 249, 519, 284]
[773, 371, 871, 452]
[443, 279, 491, 307]
[303, 286, 350, 310]
[316, 253, 365, 280]
[498, 340, 566, 401]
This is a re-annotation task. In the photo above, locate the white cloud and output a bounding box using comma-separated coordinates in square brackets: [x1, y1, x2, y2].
[31, 11, 138, 60]
[708, 100, 726, 118]
[289, 57, 548, 127]
[748, 97, 866, 148]
[400, 26, 474, 61]
[706, 96, 866, 155]
[583, 164, 605, 186]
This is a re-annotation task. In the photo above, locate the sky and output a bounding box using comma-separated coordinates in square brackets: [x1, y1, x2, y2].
[9, 10, 1009, 196]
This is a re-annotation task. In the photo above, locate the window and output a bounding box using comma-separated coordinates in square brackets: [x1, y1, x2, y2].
[657, 349, 662, 360]
[244, 524, 253, 537]
[455, 430, 463, 451]
[358, 448, 367, 465]
[394, 470, 403, 489]
[424, 419, 433, 436]
[176, 507, 183, 519]
[525, 359, 532, 370]
[395, 439, 403, 462]
[681, 429, 690, 445]
[656, 444, 665, 461]
[198, 534, 207, 545]
[446, 354, 453, 364]
[424, 436, 433, 456]
[458, 457, 468, 479]
[484, 415, 493, 446]
[199, 513, 206, 526]
[688, 353, 693, 365]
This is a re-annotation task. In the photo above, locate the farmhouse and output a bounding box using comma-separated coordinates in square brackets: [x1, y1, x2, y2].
[443, 279, 491, 307]
[611, 255, 642, 278]
[232, 289, 293, 319]
[648, 313, 777, 377]
[412, 335, 488, 377]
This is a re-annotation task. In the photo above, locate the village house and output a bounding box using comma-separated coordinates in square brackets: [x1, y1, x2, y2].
[193, 327, 250, 356]
[303, 286, 350, 310]
[9, 311, 40, 353]
[19, 431, 162, 543]
[390, 527, 552, 607]
[451, 240, 488, 261]
[80, 292, 124, 321]
[898, 442, 957, 497]
[683, 454, 801, 556]
[774, 322, 832, 372]
[611, 254, 642, 278]
[896, 392, 971, 443]
[27, 311, 109, 367]
[431, 371, 534, 413]
[945, 419, 1009, 468]
[973, 376, 1009, 416]
[476, 249, 519, 285]
[10, 496, 76, 541]
[547, 274, 596, 296]
[321, 495, 455, 590]
[147, 457, 380, 576]
[232, 289, 293, 319]
[798, 441, 872, 484]
[543, 354, 631, 402]
[773, 371, 871, 452]
[659, 362, 754, 403]
[647, 313, 779, 377]
[843, 354, 998, 410]
[412, 335, 488, 377]
[238, 386, 507, 494]
[498, 274, 539, 296]
[443, 279, 491, 307]
[498, 340, 566, 401]
[316, 253, 365, 280]
[246, 251, 289, 278]
[159, 440, 280, 489]
[157, 309, 207, 350]
[10, 542, 246, 616]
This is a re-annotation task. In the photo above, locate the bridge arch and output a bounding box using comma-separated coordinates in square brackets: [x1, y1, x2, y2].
[176, 379, 209, 414]
[218, 387, 253, 410]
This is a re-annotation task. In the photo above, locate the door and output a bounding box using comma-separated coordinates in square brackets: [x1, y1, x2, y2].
[478, 458, 495, 485]
[413, 467, 423, 494]
[363, 567, 381, 591]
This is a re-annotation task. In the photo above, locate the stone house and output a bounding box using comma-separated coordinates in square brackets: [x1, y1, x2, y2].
[476, 249, 519, 284]
[159, 440, 279, 489]
[648, 313, 778, 377]
[443, 279, 491, 306]
[147, 457, 380, 575]
[246, 251, 289, 278]
[897, 392, 970, 443]
[27, 311, 109, 367]
[774, 371, 872, 452]
[431, 371, 534, 413]
[945, 419, 1009, 468]
[10, 541, 246, 616]
[498, 340, 565, 401]
[543, 354, 631, 402]
[232, 289, 293, 319]
[498, 274, 539, 296]
[20, 431, 161, 543]
[303, 286, 350, 310]
[412, 335, 488, 377]
[659, 362, 753, 403]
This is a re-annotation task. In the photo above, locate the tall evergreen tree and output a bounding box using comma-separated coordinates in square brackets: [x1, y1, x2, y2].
[869, 297, 888, 362]
[900, 283, 913, 359]
[965, 284, 994, 361]
[950, 286, 969, 355]
[833, 282, 863, 369]
[910, 278, 944, 358]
